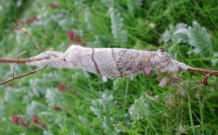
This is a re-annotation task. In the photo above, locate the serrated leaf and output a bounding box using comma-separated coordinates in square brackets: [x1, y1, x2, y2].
[172, 27, 189, 44]
[26, 101, 45, 117]
[188, 21, 211, 55]
[109, 7, 127, 45]
[211, 52, 218, 66]
[128, 94, 160, 120]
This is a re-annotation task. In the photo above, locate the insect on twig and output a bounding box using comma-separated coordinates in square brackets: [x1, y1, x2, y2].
[0, 24, 218, 87]
[0, 23, 47, 85]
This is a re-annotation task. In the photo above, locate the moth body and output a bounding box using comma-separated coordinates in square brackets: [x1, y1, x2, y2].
[27, 45, 189, 78]
[63, 46, 153, 77]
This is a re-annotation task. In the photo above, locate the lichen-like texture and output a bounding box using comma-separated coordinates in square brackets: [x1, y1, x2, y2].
[1, 0, 218, 135]
[28, 45, 189, 77]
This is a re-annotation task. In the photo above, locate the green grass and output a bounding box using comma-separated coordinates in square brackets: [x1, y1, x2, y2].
[0, 0, 218, 134]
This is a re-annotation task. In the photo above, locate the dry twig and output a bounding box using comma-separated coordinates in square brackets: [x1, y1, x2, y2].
[187, 67, 218, 75]
[0, 65, 47, 85]
[11, 23, 44, 51]
[0, 49, 218, 86]
[0, 23, 217, 86]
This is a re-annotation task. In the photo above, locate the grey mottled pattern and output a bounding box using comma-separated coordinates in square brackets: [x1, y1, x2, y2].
[27, 45, 189, 78]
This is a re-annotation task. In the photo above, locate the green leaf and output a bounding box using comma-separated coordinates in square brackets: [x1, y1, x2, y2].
[188, 21, 212, 55]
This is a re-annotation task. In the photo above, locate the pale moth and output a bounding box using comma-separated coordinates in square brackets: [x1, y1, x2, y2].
[27, 45, 190, 87]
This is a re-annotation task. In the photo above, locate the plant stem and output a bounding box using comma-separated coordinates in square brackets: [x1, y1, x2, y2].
[0, 65, 47, 85]
[0, 58, 29, 64]
[0, 58, 218, 75]
[187, 67, 218, 75]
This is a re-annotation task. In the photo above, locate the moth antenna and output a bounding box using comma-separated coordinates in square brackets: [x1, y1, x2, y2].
[11, 22, 44, 52]
[0, 65, 47, 85]
[12, 51, 26, 78]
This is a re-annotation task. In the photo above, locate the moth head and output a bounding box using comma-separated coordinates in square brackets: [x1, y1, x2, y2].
[27, 51, 66, 69]
[151, 50, 179, 73]
[29, 51, 63, 60]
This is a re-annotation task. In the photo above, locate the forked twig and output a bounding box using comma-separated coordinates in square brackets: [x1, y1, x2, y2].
[0, 57, 46, 85]
[0, 65, 47, 85]
[12, 51, 26, 78]
[0, 23, 218, 85]
[0, 58, 218, 75]
[0, 55, 218, 86]
[0, 22, 47, 85]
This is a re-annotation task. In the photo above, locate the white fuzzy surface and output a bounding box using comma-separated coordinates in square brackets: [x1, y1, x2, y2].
[27, 45, 189, 86]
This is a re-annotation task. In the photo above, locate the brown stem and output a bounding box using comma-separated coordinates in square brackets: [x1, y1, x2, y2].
[0, 58, 43, 64]
[0, 58, 29, 64]
[0, 65, 47, 85]
[1, 58, 218, 76]
[187, 67, 218, 75]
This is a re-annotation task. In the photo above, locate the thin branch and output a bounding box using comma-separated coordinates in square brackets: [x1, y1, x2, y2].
[187, 67, 218, 75]
[1, 58, 218, 75]
[0, 58, 29, 64]
[0, 65, 47, 85]
[12, 51, 26, 78]
[11, 22, 44, 52]
[0, 23, 48, 85]
[0, 58, 43, 64]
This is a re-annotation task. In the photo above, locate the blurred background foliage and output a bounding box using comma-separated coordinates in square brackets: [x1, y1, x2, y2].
[0, 0, 218, 134]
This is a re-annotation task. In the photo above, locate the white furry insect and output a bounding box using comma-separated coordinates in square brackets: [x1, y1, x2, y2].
[27, 45, 189, 87]
[1, 24, 217, 86]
